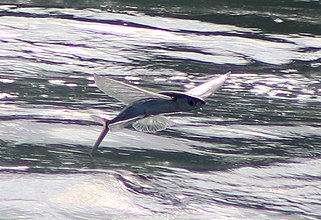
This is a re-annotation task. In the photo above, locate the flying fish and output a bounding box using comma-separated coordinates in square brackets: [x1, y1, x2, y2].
[91, 72, 231, 154]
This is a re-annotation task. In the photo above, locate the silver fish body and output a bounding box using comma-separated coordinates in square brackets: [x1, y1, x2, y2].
[91, 72, 230, 154]
[110, 94, 205, 125]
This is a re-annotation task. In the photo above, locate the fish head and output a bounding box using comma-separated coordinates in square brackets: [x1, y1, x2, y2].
[160, 91, 206, 111]
[177, 95, 205, 111]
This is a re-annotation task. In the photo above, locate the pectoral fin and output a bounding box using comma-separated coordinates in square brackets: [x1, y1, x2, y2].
[133, 115, 172, 133]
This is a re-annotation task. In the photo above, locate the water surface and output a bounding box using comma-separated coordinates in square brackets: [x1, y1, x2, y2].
[0, 0, 321, 219]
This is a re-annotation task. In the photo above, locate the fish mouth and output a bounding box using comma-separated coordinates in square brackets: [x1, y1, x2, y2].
[199, 100, 206, 106]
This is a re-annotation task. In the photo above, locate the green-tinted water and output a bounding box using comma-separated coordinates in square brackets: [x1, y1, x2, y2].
[0, 0, 321, 219]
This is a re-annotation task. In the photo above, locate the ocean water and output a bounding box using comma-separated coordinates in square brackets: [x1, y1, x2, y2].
[0, 0, 321, 219]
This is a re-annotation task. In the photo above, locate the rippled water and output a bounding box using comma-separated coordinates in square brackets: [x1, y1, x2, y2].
[0, 0, 321, 219]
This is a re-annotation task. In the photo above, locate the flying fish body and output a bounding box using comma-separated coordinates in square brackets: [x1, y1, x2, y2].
[91, 72, 231, 154]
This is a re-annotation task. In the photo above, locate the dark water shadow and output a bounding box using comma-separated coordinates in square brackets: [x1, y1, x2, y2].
[2, 134, 320, 174]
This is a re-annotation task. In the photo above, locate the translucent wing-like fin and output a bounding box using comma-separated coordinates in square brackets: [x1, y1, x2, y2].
[94, 74, 171, 104]
[133, 115, 172, 133]
[187, 72, 230, 99]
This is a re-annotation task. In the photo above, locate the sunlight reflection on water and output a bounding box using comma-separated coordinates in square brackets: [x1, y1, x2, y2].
[0, 1, 321, 219]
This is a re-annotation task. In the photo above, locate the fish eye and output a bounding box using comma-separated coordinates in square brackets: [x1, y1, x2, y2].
[188, 100, 195, 106]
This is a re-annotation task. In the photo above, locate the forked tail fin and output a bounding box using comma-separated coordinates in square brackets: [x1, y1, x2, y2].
[91, 115, 110, 155]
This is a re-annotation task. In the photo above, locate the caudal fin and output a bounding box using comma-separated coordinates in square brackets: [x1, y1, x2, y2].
[91, 115, 110, 155]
